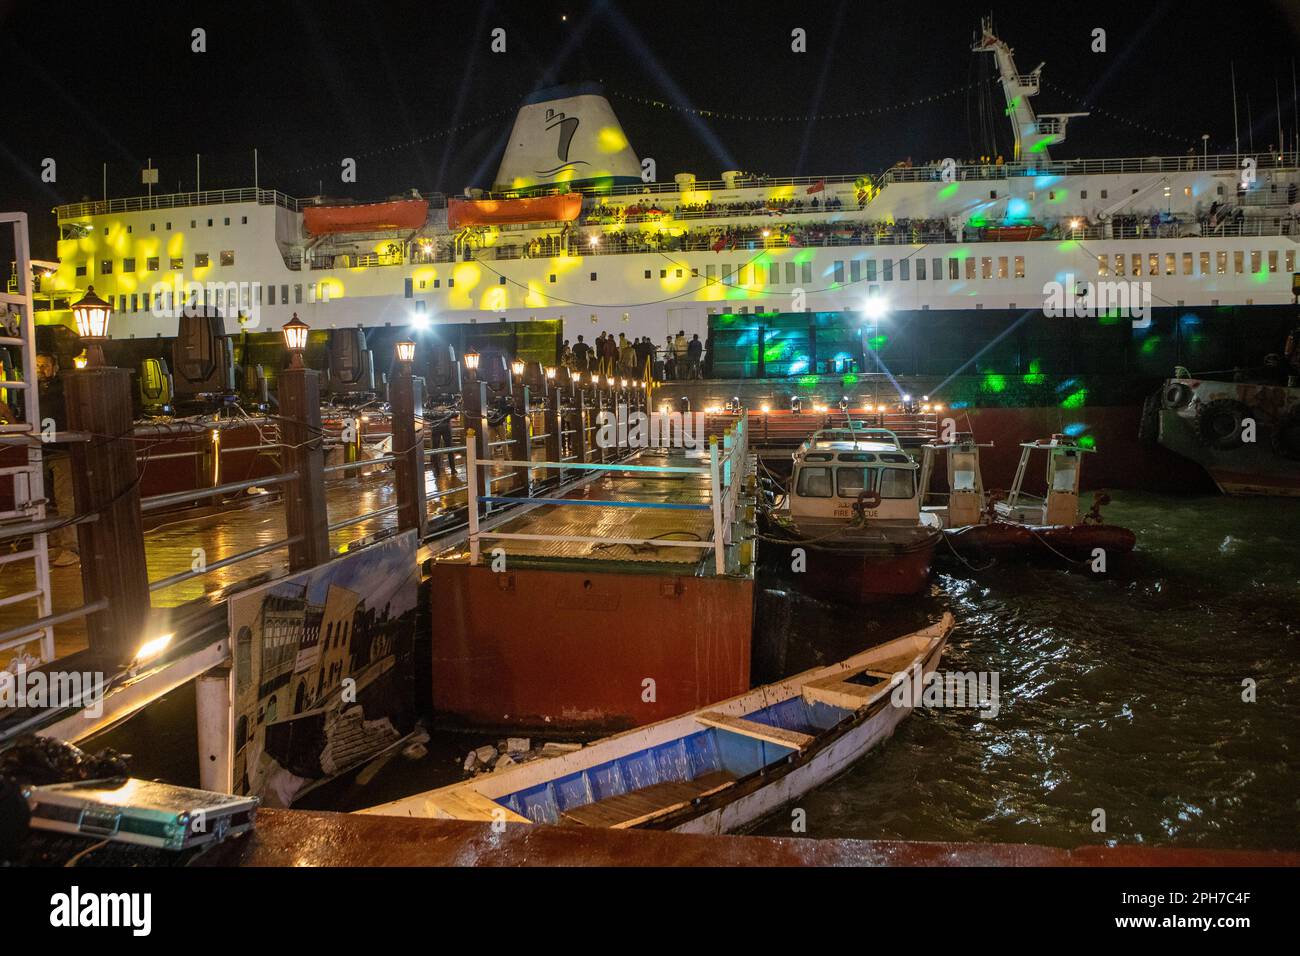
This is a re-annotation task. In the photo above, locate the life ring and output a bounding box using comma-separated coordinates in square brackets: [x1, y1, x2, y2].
[853, 488, 882, 519]
[1162, 382, 1193, 409]
[1195, 399, 1252, 451]
[1271, 408, 1300, 461]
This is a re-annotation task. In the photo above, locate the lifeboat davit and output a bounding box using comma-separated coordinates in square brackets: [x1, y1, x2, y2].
[982, 224, 1045, 241]
[303, 199, 429, 235]
[447, 193, 582, 229]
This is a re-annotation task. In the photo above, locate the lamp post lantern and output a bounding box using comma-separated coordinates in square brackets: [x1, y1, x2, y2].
[71, 285, 112, 367]
[395, 339, 416, 364]
[282, 313, 309, 368]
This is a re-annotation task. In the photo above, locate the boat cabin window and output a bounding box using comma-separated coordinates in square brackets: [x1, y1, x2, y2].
[796, 466, 833, 498]
[952, 451, 979, 491]
[1050, 454, 1078, 492]
[879, 468, 916, 499]
[837, 453, 876, 462]
[836, 467, 869, 497]
[879, 453, 909, 463]
[803, 452, 834, 462]
[831, 466, 916, 499]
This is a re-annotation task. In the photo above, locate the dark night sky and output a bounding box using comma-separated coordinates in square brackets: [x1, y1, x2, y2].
[2, 0, 1299, 255]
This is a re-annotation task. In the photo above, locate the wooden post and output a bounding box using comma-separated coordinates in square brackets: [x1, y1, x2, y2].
[461, 376, 491, 461]
[572, 391, 588, 465]
[545, 386, 561, 477]
[596, 389, 609, 464]
[279, 366, 330, 572]
[64, 365, 152, 664]
[391, 367, 427, 537]
[509, 385, 532, 496]
[195, 665, 234, 792]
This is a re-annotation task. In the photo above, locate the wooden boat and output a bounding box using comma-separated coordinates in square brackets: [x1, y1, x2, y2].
[360, 614, 953, 834]
[921, 433, 1136, 562]
[760, 426, 942, 602]
[447, 193, 582, 229]
[303, 198, 429, 235]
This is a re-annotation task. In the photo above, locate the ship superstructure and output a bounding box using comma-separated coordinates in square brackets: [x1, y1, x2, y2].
[30, 22, 1300, 349]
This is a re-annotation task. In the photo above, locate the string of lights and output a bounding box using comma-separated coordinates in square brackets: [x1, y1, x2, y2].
[1040, 79, 1210, 148]
[607, 77, 999, 122]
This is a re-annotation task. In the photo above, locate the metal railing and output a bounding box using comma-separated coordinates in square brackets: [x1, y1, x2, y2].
[464, 412, 749, 576]
[56, 188, 300, 219]
[880, 152, 1299, 183]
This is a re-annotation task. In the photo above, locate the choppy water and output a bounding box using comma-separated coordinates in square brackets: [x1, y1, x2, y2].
[751, 491, 1300, 849]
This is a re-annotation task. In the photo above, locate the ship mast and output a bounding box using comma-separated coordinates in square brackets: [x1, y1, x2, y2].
[973, 17, 1086, 162]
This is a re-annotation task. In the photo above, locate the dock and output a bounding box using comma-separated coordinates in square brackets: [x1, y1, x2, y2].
[195, 809, 1300, 868]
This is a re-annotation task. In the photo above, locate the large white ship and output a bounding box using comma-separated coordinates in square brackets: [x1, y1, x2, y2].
[33, 21, 1297, 348]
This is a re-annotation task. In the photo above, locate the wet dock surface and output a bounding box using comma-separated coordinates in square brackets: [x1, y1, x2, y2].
[0, 463, 469, 662]
[190, 808, 1300, 867]
[455, 447, 718, 570]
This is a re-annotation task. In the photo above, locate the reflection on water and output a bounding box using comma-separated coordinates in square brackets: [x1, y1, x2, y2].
[751, 491, 1300, 850]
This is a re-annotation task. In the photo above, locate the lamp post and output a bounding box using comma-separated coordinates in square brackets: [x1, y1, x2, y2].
[282, 313, 309, 368]
[391, 338, 426, 536]
[278, 312, 329, 571]
[65, 284, 153, 663]
[71, 285, 112, 367]
[462, 348, 480, 380]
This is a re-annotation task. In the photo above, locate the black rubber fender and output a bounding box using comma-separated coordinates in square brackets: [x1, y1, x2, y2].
[1196, 399, 1252, 451]
[1162, 381, 1193, 410]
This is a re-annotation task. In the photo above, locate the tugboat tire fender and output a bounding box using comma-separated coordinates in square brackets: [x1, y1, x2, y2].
[1195, 398, 1252, 451]
[1162, 382, 1193, 409]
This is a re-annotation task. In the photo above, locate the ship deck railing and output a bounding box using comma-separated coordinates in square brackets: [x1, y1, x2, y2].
[880, 151, 1299, 183]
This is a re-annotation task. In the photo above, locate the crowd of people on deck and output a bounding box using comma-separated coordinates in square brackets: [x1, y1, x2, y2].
[582, 195, 846, 226]
[509, 216, 957, 261]
[560, 330, 706, 381]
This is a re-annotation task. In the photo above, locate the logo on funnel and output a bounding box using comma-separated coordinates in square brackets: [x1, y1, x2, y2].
[536, 108, 589, 178]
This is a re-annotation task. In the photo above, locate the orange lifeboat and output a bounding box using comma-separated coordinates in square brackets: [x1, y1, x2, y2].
[303, 199, 429, 235]
[447, 193, 582, 229]
[982, 224, 1045, 241]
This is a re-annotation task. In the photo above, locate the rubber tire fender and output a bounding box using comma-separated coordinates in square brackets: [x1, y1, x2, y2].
[1196, 398, 1252, 451]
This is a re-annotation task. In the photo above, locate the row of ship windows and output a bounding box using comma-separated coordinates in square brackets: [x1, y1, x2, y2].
[1097, 249, 1297, 277]
[79, 251, 237, 276]
[398, 257, 1034, 297]
[94, 216, 248, 236]
[111, 282, 330, 314]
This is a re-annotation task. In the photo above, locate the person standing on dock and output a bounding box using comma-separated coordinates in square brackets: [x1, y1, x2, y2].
[573, 335, 591, 372]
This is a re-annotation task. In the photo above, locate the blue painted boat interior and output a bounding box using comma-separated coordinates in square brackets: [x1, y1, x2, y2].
[498, 695, 851, 824]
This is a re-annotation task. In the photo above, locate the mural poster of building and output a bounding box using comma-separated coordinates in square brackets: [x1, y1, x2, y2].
[227, 531, 418, 805]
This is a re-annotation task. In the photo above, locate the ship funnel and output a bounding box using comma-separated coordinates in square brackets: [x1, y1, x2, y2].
[494, 83, 642, 192]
